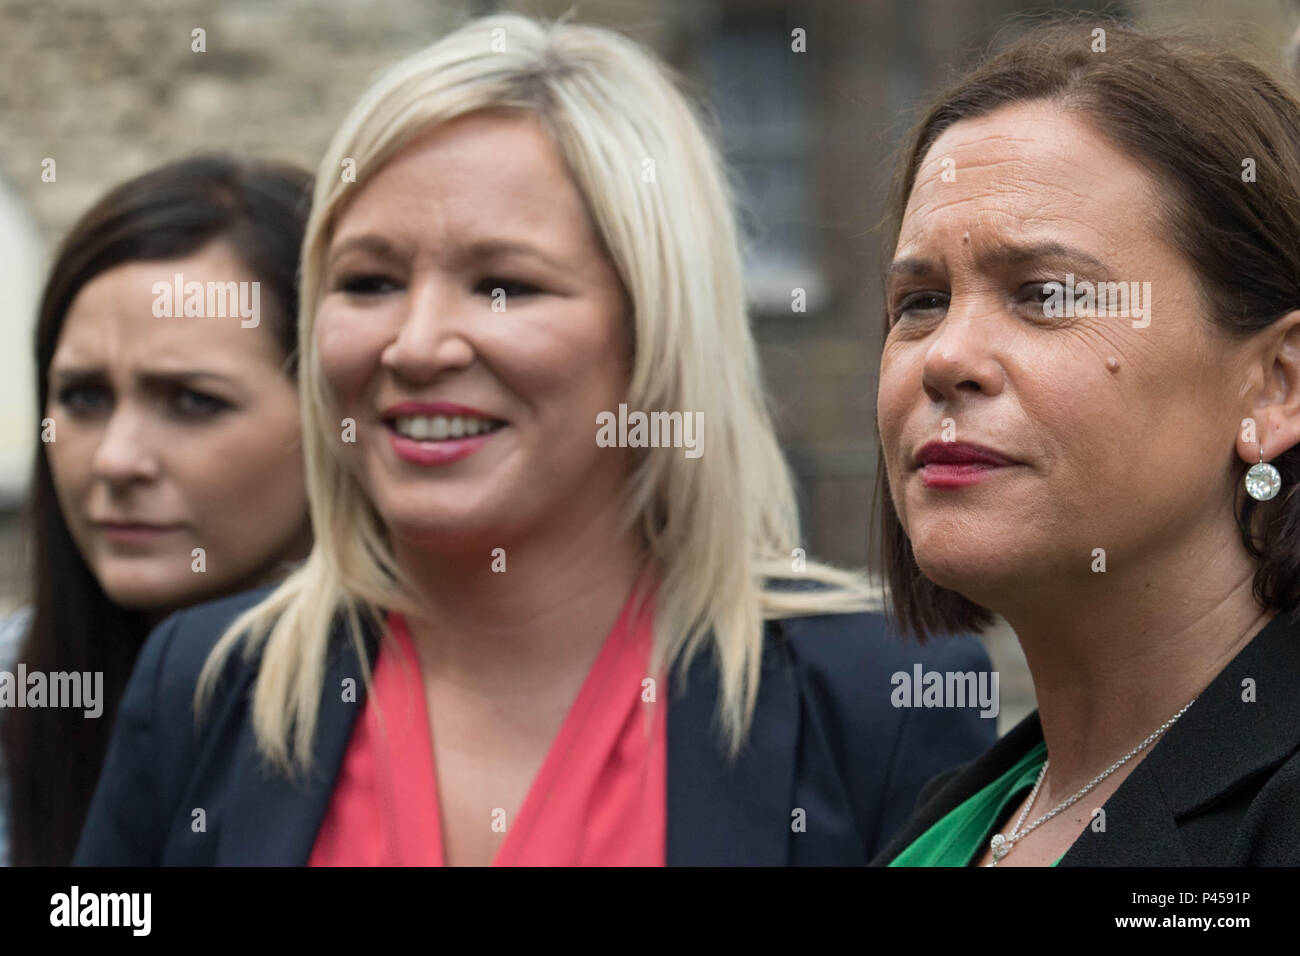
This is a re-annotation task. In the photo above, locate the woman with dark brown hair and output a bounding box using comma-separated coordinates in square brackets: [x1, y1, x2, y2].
[0, 155, 314, 865]
[873, 21, 1300, 866]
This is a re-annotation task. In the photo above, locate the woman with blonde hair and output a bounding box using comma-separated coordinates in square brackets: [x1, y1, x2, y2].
[76, 13, 991, 866]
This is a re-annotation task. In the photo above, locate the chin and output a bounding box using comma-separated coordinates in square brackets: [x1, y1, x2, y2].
[98, 577, 192, 614]
[910, 534, 1019, 597]
[384, 509, 516, 555]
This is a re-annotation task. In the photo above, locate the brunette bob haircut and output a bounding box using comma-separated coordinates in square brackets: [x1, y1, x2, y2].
[875, 20, 1300, 641]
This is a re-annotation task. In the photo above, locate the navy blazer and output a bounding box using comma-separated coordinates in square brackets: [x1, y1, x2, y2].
[873, 603, 1300, 866]
[75, 586, 996, 866]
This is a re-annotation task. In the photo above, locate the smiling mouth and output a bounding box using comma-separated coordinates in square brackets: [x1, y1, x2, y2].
[384, 414, 507, 441]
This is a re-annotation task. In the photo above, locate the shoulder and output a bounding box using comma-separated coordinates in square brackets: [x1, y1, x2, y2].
[769, 608, 994, 734]
[767, 608, 1000, 854]
[761, 574, 989, 667]
[133, 585, 281, 731]
[148, 586, 278, 678]
[74, 586, 281, 865]
[772, 609, 993, 685]
[1235, 747, 1300, 864]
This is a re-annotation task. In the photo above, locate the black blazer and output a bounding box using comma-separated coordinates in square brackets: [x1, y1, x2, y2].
[873, 604, 1300, 866]
[74, 586, 996, 866]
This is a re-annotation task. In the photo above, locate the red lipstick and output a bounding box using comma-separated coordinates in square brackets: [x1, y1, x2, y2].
[914, 441, 1021, 489]
[380, 400, 506, 467]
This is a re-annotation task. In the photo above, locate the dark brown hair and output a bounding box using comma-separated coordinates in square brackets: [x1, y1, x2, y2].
[1, 155, 312, 865]
[874, 20, 1300, 641]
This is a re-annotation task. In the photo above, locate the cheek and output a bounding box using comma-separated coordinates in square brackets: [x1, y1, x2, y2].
[1029, 332, 1175, 460]
[482, 310, 629, 489]
[876, 348, 920, 469]
[492, 306, 628, 413]
[173, 411, 306, 552]
[316, 310, 388, 407]
[876, 367, 907, 437]
[574, 309, 631, 405]
[44, 418, 97, 514]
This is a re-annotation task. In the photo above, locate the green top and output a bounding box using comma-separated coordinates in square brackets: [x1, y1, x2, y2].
[888, 740, 1065, 867]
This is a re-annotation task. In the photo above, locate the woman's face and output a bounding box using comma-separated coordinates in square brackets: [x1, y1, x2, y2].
[314, 111, 632, 556]
[877, 101, 1252, 606]
[47, 240, 310, 612]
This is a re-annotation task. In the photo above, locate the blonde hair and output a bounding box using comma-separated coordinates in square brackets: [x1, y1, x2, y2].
[197, 12, 882, 772]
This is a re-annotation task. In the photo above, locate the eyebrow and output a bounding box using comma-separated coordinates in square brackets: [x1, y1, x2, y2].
[49, 367, 241, 388]
[326, 233, 567, 273]
[326, 234, 412, 270]
[462, 239, 567, 272]
[888, 241, 1112, 280]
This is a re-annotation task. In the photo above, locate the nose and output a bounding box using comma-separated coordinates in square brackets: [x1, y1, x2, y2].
[91, 405, 162, 486]
[920, 295, 1006, 404]
[380, 274, 475, 383]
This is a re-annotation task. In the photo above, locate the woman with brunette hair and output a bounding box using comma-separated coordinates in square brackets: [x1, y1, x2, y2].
[874, 21, 1300, 865]
[0, 155, 313, 865]
[76, 14, 993, 867]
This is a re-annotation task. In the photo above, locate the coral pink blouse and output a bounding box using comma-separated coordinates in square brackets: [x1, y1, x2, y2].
[308, 593, 666, 866]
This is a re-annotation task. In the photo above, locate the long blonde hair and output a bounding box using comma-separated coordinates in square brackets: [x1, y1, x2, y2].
[197, 12, 882, 772]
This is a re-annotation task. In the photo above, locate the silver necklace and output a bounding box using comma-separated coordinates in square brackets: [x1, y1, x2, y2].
[984, 695, 1197, 866]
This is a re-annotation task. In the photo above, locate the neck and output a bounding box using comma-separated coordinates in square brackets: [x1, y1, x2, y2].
[991, 522, 1273, 801]
[391, 498, 649, 695]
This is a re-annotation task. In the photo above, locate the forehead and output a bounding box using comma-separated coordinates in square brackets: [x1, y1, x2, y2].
[55, 244, 283, 373]
[899, 101, 1161, 252]
[331, 111, 592, 247]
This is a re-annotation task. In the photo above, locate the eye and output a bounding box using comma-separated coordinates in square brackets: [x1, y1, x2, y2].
[1016, 281, 1059, 308]
[56, 384, 111, 416]
[1015, 280, 1079, 323]
[890, 291, 949, 324]
[474, 277, 541, 299]
[169, 389, 230, 419]
[335, 273, 401, 296]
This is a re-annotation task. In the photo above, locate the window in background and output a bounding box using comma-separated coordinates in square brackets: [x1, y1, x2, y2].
[696, 17, 827, 316]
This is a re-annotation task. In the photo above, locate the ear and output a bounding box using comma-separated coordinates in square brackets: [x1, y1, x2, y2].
[1237, 309, 1300, 464]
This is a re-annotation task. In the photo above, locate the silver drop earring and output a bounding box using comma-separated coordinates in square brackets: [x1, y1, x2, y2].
[1245, 445, 1282, 502]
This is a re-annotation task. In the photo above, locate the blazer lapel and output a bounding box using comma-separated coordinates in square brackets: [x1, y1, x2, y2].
[216, 610, 382, 865]
[1059, 757, 1191, 865]
[667, 621, 800, 865]
[872, 710, 1047, 865]
[1066, 604, 1300, 865]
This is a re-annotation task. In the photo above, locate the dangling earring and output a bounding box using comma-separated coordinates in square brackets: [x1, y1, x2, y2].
[1245, 444, 1282, 502]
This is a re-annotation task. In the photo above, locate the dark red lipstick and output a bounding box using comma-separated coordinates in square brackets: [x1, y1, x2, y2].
[914, 441, 1021, 489]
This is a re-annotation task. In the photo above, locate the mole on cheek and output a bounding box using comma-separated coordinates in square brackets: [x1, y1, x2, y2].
[1106, 357, 1120, 373]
